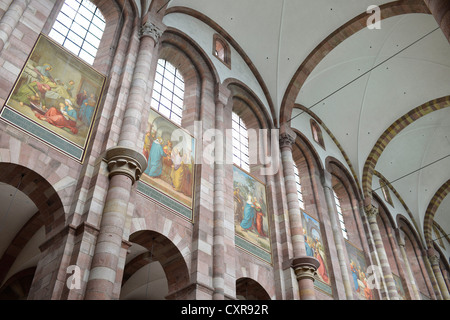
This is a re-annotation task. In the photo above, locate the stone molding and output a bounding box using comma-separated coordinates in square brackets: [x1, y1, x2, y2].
[104, 146, 148, 184]
[291, 256, 320, 282]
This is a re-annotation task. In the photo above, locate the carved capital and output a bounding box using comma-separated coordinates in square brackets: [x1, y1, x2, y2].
[279, 132, 296, 150]
[139, 21, 164, 42]
[291, 256, 320, 282]
[364, 204, 379, 220]
[104, 146, 148, 184]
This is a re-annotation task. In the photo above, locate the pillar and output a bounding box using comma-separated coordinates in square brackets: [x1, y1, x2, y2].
[422, 250, 442, 300]
[0, 0, 30, 52]
[396, 230, 421, 300]
[212, 84, 231, 300]
[428, 248, 450, 300]
[424, 0, 450, 42]
[84, 19, 163, 300]
[364, 203, 399, 299]
[279, 126, 319, 300]
[322, 171, 353, 299]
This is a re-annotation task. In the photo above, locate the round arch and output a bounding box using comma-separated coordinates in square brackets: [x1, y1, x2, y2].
[280, 0, 430, 125]
[236, 277, 271, 300]
[125, 230, 190, 300]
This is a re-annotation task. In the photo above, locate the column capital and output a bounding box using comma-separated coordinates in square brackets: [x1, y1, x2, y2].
[427, 248, 440, 266]
[395, 228, 406, 247]
[139, 21, 165, 42]
[215, 83, 231, 106]
[364, 204, 379, 219]
[279, 132, 296, 149]
[291, 256, 320, 282]
[104, 146, 148, 184]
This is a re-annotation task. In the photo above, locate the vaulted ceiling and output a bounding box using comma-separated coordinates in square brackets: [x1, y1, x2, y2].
[159, 0, 450, 246]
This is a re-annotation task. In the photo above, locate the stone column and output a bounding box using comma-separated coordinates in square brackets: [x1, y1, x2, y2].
[279, 126, 319, 300]
[364, 204, 399, 299]
[422, 250, 442, 300]
[322, 171, 353, 299]
[428, 248, 450, 300]
[212, 84, 230, 300]
[396, 230, 421, 300]
[84, 20, 163, 300]
[424, 0, 450, 42]
[0, 0, 30, 52]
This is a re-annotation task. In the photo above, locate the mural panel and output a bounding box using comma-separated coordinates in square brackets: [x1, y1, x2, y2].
[345, 241, 375, 300]
[233, 165, 272, 264]
[301, 210, 331, 290]
[1, 34, 105, 161]
[393, 273, 407, 300]
[139, 108, 195, 220]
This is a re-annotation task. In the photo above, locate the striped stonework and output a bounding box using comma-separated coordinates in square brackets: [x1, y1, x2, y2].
[364, 204, 399, 300]
[423, 180, 450, 248]
[280, 0, 430, 124]
[362, 96, 450, 200]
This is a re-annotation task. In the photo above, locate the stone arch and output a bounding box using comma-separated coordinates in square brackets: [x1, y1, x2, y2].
[423, 180, 450, 248]
[362, 96, 450, 200]
[126, 230, 190, 299]
[280, 0, 430, 125]
[165, 6, 276, 125]
[158, 27, 220, 131]
[236, 277, 271, 300]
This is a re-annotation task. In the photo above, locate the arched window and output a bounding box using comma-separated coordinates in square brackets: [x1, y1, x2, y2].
[48, 0, 105, 65]
[151, 59, 185, 126]
[311, 119, 325, 149]
[213, 34, 231, 68]
[333, 189, 348, 240]
[293, 163, 304, 210]
[232, 112, 250, 172]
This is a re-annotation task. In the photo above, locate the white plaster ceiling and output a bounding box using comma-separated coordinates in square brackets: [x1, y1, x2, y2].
[160, 1, 450, 247]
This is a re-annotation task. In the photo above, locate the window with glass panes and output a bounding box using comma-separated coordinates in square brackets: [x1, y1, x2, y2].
[293, 163, 304, 209]
[232, 112, 250, 172]
[151, 59, 185, 126]
[49, 0, 105, 65]
[333, 190, 348, 240]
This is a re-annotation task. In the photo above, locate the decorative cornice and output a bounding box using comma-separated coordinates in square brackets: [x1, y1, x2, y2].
[104, 146, 148, 184]
[139, 21, 164, 42]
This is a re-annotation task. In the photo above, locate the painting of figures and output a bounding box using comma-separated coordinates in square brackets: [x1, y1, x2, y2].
[301, 211, 330, 286]
[1, 34, 105, 161]
[345, 241, 375, 300]
[141, 108, 195, 210]
[233, 165, 271, 258]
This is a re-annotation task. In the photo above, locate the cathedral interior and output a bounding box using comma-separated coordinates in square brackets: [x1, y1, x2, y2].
[0, 0, 449, 301]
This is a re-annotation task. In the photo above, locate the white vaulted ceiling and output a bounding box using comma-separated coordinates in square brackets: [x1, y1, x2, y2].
[158, 0, 450, 248]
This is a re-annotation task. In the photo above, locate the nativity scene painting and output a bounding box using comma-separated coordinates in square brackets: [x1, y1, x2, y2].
[233, 165, 271, 259]
[140, 108, 195, 211]
[2, 34, 105, 161]
[301, 211, 330, 287]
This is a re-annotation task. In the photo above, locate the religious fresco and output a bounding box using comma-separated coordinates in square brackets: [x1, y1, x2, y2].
[1, 34, 105, 162]
[301, 211, 330, 287]
[393, 273, 407, 300]
[345, 241, 375, 300]
[233, 165, 272, 264]
[139, 108, 195, 220]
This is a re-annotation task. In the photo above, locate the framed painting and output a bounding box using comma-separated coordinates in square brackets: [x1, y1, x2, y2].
[0, 34, 105, 162]
[138, 108, 196, 221]
[233, 165, 272, 264]
[345, 241, 375, 300]
[301, 210, 331, 292]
